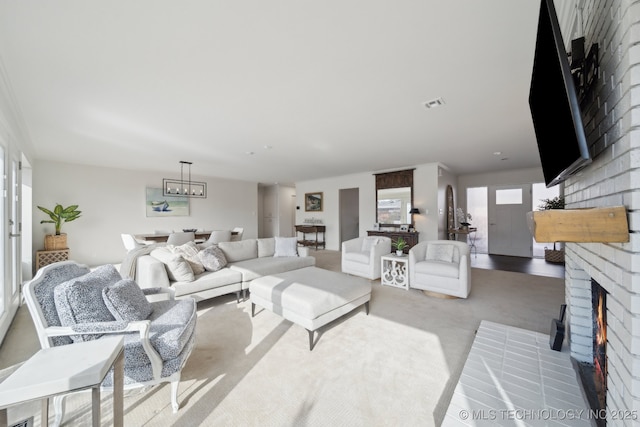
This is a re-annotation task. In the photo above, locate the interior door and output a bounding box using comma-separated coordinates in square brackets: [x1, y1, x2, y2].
[488, 185, 532, 257]
[0, 142, 21, 343]
[339, 188, 359, 245]
[10, 157, 21, 297]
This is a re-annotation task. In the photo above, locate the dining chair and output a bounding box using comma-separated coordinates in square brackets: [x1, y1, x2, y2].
[167, 231, 195, 246]
[206, 230, 232, 244]
[231, 227, 244, 241]
[120, 234, 151, 252]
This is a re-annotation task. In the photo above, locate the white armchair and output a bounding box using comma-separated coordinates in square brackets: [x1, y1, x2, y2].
[409, 240, 471, 298]
[341, 236, 392, 280]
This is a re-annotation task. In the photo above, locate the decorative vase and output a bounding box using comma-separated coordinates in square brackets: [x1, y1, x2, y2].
[44, 233, 67, 250]
[396, 250, 403, 256]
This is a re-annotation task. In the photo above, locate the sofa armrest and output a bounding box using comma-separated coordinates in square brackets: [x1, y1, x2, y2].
[342, 238, 362, 253]
[136, 255, 171, 289]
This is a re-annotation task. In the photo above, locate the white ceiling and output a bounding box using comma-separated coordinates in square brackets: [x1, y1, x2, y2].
[0, 1, 543, 185]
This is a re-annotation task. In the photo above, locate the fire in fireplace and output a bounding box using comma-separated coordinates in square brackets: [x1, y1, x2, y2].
[578, 279, 607, 426]
[592, 280, 607, 415]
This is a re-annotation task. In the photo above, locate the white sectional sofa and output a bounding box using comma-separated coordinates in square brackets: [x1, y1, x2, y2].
[135, 237, 315, 302]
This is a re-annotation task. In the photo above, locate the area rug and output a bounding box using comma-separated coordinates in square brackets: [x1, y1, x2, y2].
[1, 266, 564, 427]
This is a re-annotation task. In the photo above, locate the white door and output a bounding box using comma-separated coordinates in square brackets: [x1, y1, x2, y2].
[488, 185, 532, 257]
[10, 156, 21, 298]
[0, 142, 21, 343]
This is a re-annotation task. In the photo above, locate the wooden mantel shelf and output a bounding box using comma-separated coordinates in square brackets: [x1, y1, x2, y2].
[527, 206, 629, 243]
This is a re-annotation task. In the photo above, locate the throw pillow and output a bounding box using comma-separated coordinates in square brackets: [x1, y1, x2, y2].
[274, 236, 298, 257]
[198, 245, 228, 272]
[168, 241, 205, 275]
[151, 248, 195, 282]
[426, 244, 455, 263]
[53, 264, 122, 341]
[257, 238, 276, 258]
[102, 279, 153, 322]
[361, 237, 379, 252]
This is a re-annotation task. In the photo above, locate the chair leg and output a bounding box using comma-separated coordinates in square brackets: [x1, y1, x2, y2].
[53, 394, 66, 427]
[307, 329, 315, 351]
[171, 378, 180, 414]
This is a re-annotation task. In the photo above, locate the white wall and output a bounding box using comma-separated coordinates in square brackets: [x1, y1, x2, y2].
[295, 163, 442, 251]
[33, 160, 259, 267]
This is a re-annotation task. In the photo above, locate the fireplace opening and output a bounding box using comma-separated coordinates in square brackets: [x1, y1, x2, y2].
[578, 279, 607, 426]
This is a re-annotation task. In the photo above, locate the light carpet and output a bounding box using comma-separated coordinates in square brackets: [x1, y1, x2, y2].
[0, 250, 564, 426]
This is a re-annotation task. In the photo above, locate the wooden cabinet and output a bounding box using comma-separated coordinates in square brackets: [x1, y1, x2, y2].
[296, 225, 326, 250]
[367, 230, 419, 254]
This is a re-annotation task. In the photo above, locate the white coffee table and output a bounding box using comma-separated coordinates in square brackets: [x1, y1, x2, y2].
[381, 254, 409, 290]
[0, 336, 124, 427]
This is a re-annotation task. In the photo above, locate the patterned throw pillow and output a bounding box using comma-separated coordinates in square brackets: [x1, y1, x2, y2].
[168, 241, 205, 275]
[102, 279, 153, 322]
[274, 236, 298, 257]
[198, 245, 228, 272]
[53, 264, 122, 341]
[426, 244, 455, 263]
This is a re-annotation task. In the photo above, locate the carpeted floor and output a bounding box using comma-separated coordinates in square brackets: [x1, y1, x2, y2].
[0, 250, 565, 426]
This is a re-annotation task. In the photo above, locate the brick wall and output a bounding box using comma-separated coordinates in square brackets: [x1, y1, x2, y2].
[557, 0, 640, 422]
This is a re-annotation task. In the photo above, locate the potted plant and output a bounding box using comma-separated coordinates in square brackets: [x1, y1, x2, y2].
[392, 237, 408, 256]
[538, 196, 565, 263]
[38, 203, 81, 250]
[456, 208, 472, 230]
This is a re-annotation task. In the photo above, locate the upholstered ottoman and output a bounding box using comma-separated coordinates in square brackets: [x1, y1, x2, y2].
[249, 266, 372, 350]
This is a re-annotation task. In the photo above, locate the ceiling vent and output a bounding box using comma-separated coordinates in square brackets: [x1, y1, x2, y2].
[423, 97, 445, 109]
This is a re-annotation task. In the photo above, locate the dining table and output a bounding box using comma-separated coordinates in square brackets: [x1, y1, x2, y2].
[134, 230, 237, 243]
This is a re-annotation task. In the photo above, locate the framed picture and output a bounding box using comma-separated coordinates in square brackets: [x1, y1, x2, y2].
[145, 187, 189, 217]
[305, 192, 323, 212]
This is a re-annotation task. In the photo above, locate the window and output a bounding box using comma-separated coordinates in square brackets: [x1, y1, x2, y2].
[495, 188, 522, 205]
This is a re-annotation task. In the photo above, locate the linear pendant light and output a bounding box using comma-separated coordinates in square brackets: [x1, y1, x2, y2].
[162, 161, 207, 198]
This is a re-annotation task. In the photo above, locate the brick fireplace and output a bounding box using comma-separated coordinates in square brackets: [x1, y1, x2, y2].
[557, 0, 640, 424]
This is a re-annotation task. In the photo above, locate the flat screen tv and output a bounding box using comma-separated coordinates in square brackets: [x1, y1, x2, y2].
[529, 0, 591, 187]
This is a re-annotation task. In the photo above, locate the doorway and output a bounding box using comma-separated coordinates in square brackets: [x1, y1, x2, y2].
[339, 188, 359, 245]
[488, 184, 532, 257]
[0, 141, 22, 344]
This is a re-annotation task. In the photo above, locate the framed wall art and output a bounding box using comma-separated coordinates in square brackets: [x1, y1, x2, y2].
[305, 192, 323, 212]
[145, 187, 189, 217]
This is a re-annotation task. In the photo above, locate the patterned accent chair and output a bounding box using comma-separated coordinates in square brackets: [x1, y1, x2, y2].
[341, 236, 392, 280]
[408, 240, 471, 298]
[23, 261, 197, 425]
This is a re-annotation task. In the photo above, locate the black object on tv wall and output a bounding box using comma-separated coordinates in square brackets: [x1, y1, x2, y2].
[529, 0, 591, 188]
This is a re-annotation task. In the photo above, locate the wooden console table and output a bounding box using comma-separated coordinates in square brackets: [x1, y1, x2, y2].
[367, 230, 419, 254]
[296, 225, 326, 250]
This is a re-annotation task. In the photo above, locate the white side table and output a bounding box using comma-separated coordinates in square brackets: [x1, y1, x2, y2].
[381, 254, 409, 290]
[0, 336, 124, 427]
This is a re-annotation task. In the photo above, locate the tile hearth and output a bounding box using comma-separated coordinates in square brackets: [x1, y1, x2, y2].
[443, 321, 591, 426]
